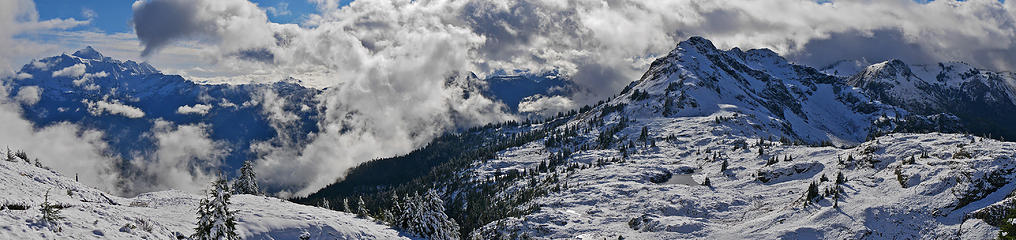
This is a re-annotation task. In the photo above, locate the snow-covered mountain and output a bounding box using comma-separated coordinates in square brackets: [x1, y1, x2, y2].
[3, 47, 322, 177]
[298, 36, 1016, 239]
[0, 153, 407, 239]
[1, 47, 580, 181]
[612, 36, 900, 145]
[7, 37, 1016, 239]
[848, 59, 1016, 140]
[464, 37, 1016, 238]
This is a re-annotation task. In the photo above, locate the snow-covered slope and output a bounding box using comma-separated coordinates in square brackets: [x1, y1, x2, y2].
[460, 37, 1016, 239]
[473, 129, 1014, 238]
[0, 157, 407, 239]
[848, 60, 1016, 140]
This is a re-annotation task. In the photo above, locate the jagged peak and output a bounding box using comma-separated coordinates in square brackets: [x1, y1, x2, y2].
[676, 36, 719, 53]
[859, 59, 913, 79]
[72, 46, 104, 60]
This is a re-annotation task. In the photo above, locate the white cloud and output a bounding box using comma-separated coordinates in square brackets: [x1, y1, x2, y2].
[29, 59, 48, 70]
[14, 72, 31, 79]
[0, 0, 89, 77]
[0, 85, 120, 194]
[125, 120, 228, 193]
[82, 98, 146, 118]
[518, 94, 576, 118]
[81, 8, 97, 19]
[52, 63, 86, 78]
[265, 2, 291, 17]
[176, 103, 212, 115]
[14, 85, 40, 105]
[73, 70, 107, 87]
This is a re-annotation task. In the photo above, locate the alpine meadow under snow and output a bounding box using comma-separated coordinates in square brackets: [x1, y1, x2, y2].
[4, 0, 1016, 239]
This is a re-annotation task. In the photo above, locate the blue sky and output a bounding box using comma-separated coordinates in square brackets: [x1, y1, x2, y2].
[33, 0, 344, 34]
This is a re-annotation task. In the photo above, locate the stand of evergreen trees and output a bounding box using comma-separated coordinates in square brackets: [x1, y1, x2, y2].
[295, 118, 572, 238]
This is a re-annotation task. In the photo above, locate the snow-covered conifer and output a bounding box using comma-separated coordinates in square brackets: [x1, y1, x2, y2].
[356, 196, 369, 218]
[393, 190, 460, 240]
[193, 176, 239, 240]
[232, 160, 260, 195]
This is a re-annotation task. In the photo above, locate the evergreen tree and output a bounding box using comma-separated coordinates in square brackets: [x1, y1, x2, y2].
[836, 172, 845, 185]
[40, 189, 64, 228]
[702, 177, 711, 187]
[805, 182, 820, 202]
[356, 196, 369, 218]
[193, 176, 239, 240]
[343, 198, 351, 213]
[395, 190, 460, 240]
[232, 160, 261, 195]
[638, 126, 649, 142]
[720, 159, 728, 173]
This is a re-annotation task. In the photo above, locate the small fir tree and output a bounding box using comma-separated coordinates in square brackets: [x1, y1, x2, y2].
[356, 196, 369, 218]
[40, 189, 64, 228]
[720, 159, 728, 173]
[193, 176, 239, 240]
[805, 182, 820, 203]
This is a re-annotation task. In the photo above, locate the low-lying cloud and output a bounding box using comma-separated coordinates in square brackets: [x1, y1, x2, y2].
[82, 98, 146, 118]
[124, 120, 228, 193]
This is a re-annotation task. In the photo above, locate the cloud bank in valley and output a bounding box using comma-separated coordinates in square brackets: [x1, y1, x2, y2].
[125, 0, 1016, 196]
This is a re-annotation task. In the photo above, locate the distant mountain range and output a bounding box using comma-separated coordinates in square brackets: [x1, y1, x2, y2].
[847, 59, 1016, 140]
[4, 47, 322, 174]
[1, 47, 582, 177]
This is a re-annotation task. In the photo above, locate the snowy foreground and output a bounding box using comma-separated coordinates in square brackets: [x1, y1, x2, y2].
[474, 125, 1014, 239]
[0, 159, 407, 239]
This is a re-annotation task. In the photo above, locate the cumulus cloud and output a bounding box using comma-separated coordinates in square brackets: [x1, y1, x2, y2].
[518, 94, 576, 118]
[0, 85, 120, 193]
[14, 72, 31, 79]
[52, 63, 86, 78]
[0, 0, 89, 77]
[124, 120, 229, 193]
[176, 103, 212, 115]
[128, 0, 1016, 196]
[14, 85, 40, 105]
[131, 0, 276, 57]
[82, 97, 146, 118]
[73, 71, 108, 87]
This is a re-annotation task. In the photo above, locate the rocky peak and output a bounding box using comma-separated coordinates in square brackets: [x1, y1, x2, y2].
[72, 46, 104, 60]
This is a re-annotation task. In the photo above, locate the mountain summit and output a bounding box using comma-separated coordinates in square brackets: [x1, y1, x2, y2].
[72, 46, 104, 60]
